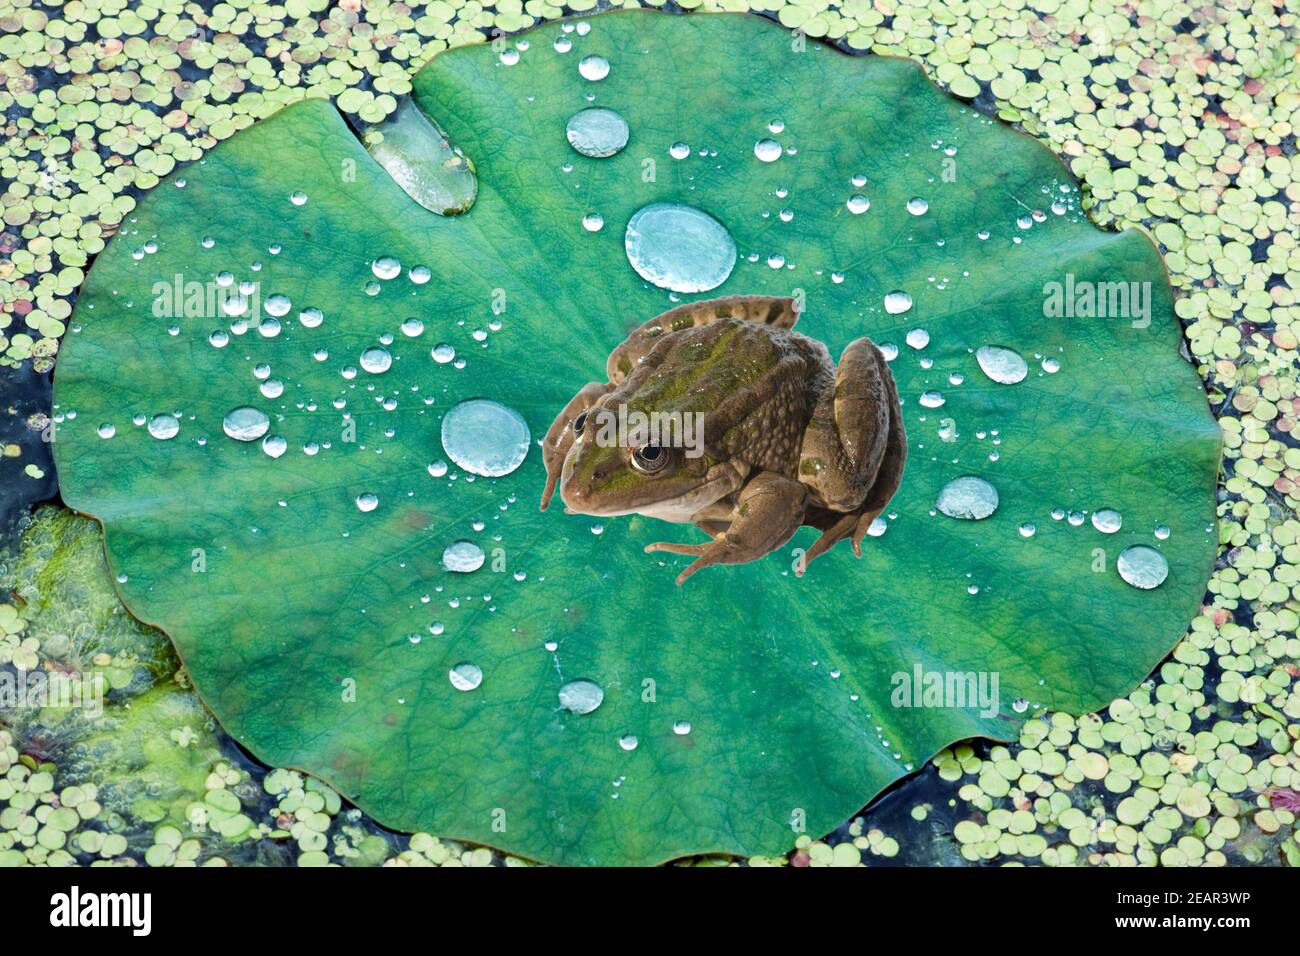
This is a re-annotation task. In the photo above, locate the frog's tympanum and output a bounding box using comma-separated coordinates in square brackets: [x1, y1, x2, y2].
[540, 295, 906, 584]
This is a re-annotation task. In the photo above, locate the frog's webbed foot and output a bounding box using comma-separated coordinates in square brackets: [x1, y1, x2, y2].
[645, 473, 806, 584]
[539, 381, 612, 511]
[800, 506, 885, 574]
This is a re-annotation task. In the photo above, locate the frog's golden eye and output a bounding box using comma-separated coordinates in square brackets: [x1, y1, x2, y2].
[632, 445, 670, 474]
[573, 411, 588, 436]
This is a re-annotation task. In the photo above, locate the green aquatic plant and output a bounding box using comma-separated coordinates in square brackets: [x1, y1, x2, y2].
[52, 11, 1220, 865]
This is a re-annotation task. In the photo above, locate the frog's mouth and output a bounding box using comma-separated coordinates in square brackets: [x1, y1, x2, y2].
[561, 460, 744, 521]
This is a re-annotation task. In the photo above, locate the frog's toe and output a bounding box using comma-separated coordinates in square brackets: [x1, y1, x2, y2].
[644, 541, 709, 557]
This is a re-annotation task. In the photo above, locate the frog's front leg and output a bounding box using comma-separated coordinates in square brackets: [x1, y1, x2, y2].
[800, 337, 901, 511]
[645, 472, 807, 584]
[539, 382, 612, 511]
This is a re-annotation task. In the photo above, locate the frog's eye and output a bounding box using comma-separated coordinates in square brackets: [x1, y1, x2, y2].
[632, 445, 669, 474]
[573, 411, 588, 436]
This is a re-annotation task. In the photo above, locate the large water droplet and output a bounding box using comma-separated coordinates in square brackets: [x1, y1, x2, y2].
[1117, 545, 1168, 589]
[618, 734, 639, 752]
[440, 399, 531, 477]
[366, 98, 477, 216]
[558, 679, 604, 715]
[624, 203, 737, 294]
[906, 197, 930, 215]
[355, 493, 379, 513]
[936, 476, 999, 520]
[97, 423, 116, 439]
[449, 662, 483, 692]
[147, 414, 179, 440]
[262, 435, 287, 459]
[223, 406, 270, 442]
[372, 256, 401, 280]
[442, 540, 486, 573]
[846, 194, 870, 214]
[919, 390, 945, 408]
[565, 107, 629, 158]
[976, 345, 1029, 385]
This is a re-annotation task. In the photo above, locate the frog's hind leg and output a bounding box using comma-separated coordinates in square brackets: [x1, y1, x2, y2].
[800, 338, 899, 512]
[606, 296, 800, 384]
[645, 472, 806, 584]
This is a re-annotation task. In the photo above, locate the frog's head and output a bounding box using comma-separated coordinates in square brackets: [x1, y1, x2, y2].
[558, 410, 725, 520]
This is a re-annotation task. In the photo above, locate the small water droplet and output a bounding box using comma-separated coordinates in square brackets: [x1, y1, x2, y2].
[1117, 545, 1169, 590]
[558, 679, 604, 715]
[885, 291, 914, 315]
[431, 343, 456, 364]
[582, 212, 604, 232]
[753, 138, 782, 162]
[262, 434, 287, 459]
[618, 734, 638, 752]
[1018, 522, 1036, 537]
[906, 197, 929, 215]
[1154, 525, 1170, 540]
[401, 318, 424, 337]
[976, 345, 1028, 384]
[360, 347, 392, 374]
[97, 423, 116, 439]
[554, 35, 572, 53]
[905, 327, 929, 349]
[442, 540, 486, 573]
[449, 662, 483, 692]
[565, 107, 630, 158]
[148, 414, 180, 440]
[846, 194, 870, 214]
[919, 390, 945, 408]
[1091, 509, 1122, 534]
[672, 720, 692, 736]
[208, 330, 229, 348]
[427, 460, 448, 478]
[936, 476, 999, 520]
[578, 54, 609, 81]
[356, 493, 379, 513]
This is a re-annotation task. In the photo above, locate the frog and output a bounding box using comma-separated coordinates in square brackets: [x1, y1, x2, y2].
[539, 295, 906, 584]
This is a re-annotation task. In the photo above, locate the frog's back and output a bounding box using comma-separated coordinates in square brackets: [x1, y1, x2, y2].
[616, 319, 827, 474]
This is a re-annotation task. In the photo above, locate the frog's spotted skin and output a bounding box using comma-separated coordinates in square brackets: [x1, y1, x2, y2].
[540, 295, 907, 583]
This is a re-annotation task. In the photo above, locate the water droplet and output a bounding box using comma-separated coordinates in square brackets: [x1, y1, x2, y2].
[431, 343, 456, 364]
[582, 212, 604, 232]
[905, 327, 929, 349]
[290, 191, 307, 206]
[1091, 509, 1122, 534]
[299, 307, 323, 328]
[427, 460, 448, 478]
[401, 318, 424, 337]
[885, 291, 914, 315]
[578, 54, 609, 81]
[356, 493, 379, 513]
[442, 540, 486, 573]
[223, 406, 270, 442]
[753, 139, 782, 162]
[936, 476, 999, 520]
[208, 330, 229, 348]
[919, 390, 945, 408]
[409, 265, 431, 284]
[618, 734, 638, 752]
[1012, 698, 1029, 713]
[259, 379, 283, 399]
[846, 194, 870, 214]
[1041, 357, 1061, 373]
[672, 720, 692, 736]
[499, 47, 519, 66]
[624, 202, 737, 294]
[440, 399, 531, 478]
[372, 256, 401, 280]
[449, 662, 483, 692]
[97, 423, 116, 439]
[360, 347, 392, 374]
[1154, 525, 1170, 540]
[1018, 522, 1036, 537]
[976, 345, 1028, 384]
[554, 35, 572, 53]
[669, 142, 690, 160]
[1117, 545, 1169, 590]
[565, 107, 629, 158]
[906, 197, 929, 215]
[264, 293, 291, 317]
[148, 414, 179, 440]
[558, 679, 604, 715]
[262, 435, 287, 459]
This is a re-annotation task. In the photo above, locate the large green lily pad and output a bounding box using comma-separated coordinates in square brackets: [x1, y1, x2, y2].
[52, 10, 1219, 865]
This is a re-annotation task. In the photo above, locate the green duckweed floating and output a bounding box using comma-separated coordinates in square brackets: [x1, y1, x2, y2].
[52, 10, 1219, 866]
